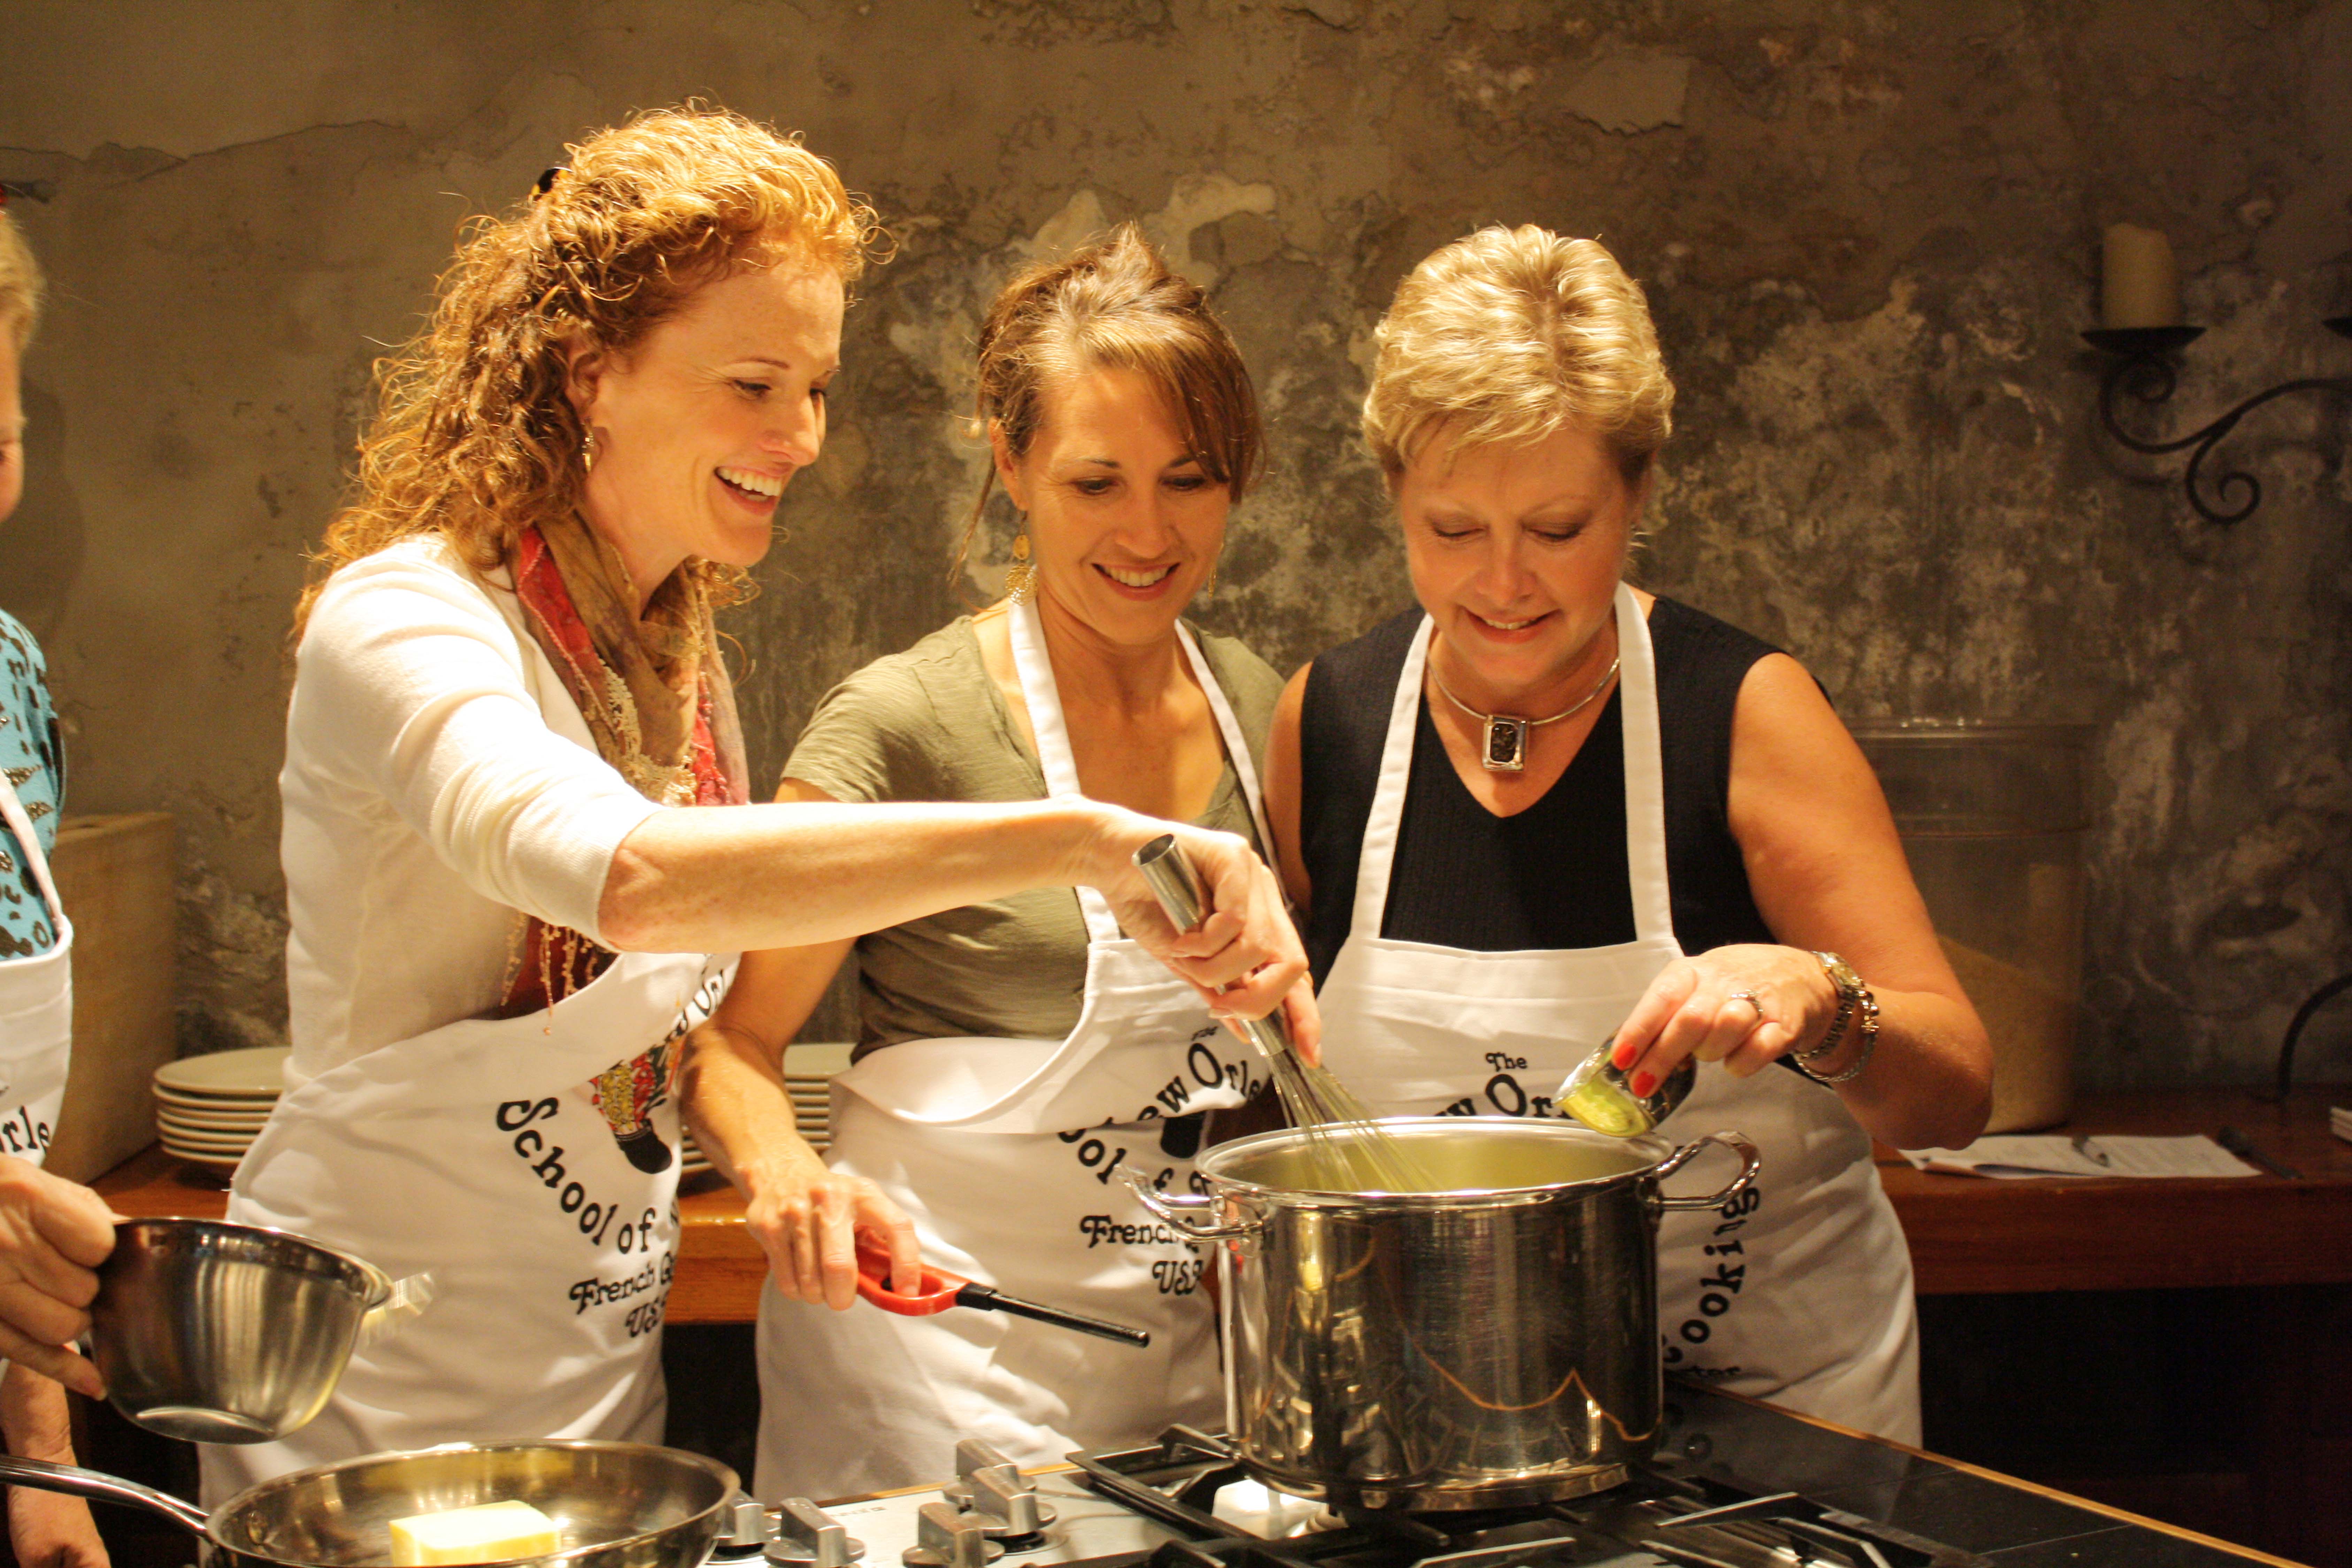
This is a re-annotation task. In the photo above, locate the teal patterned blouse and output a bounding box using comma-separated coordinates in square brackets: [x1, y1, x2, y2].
[0, 612, 63, 958]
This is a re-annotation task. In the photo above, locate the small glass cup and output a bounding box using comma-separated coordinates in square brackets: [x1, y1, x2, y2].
[1555, 1045, 1697, 1137]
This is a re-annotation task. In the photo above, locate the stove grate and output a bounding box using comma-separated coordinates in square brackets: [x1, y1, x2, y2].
[1067, 1430, 1986, 1568]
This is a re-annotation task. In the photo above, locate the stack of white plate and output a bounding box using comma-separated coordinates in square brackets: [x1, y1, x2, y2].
[786, 1043, 850, 1153]
[153, 1046, 290, 1174]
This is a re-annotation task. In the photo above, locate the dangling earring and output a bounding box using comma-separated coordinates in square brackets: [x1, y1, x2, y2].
[1201, 555, 1219, 596]
[581, 427, 599, 474]
[1005, 531, 1036, 602]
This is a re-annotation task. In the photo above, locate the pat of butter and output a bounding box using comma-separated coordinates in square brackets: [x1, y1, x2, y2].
[388, 1499, 560, 1565]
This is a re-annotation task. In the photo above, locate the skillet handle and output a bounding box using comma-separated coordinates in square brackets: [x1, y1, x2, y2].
[0, 1453, 210, 1534]
[1115, 1165, 1259, 1241]
[1652, 1131, 1763, 1211]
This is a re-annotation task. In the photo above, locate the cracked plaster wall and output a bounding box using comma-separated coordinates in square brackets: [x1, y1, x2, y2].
[1, 0, 2347, 1084]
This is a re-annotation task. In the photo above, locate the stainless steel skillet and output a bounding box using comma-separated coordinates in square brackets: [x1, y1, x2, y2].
[0, 1439, 734, 1567]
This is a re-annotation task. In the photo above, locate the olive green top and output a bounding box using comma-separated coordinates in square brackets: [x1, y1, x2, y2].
[784, 616, 1285, 1055]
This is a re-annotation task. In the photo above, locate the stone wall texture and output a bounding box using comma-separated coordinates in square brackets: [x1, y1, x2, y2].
[3, 0, 2347, 1085]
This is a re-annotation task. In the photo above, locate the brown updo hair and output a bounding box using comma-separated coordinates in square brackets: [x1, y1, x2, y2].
[956, 223, 1261, 585]
[298, 105, 883, 639]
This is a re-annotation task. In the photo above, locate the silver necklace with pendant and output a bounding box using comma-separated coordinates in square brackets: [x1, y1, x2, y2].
[1428, 650, 1622, 773]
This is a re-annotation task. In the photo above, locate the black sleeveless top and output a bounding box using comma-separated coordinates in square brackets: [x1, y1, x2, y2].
[1299, 596, 1783, 985]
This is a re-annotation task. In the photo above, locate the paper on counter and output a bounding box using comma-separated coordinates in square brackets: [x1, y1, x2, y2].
[1901, 1134, 2258, 1179]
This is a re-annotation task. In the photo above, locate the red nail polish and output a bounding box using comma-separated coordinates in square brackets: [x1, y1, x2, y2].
[1629, 1071, 1657, 1099]
[1611, 1043, 1637, 1070]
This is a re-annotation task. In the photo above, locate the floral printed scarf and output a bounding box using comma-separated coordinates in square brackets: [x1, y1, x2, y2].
[495, 512, 749, 1171]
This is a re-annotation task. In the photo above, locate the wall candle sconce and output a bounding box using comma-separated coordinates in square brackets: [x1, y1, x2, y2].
[2084, 223, 2352, 525]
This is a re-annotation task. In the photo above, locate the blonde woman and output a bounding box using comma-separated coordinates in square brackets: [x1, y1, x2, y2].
[216, 118, 1308, 1499]
[685, 225, 1290, 1499]
[1265, 226, 1989, 1442]
[0, 201, 115, 1568]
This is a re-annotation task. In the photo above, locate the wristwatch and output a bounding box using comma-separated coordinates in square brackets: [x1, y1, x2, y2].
[1796, 951, 1879, 1084]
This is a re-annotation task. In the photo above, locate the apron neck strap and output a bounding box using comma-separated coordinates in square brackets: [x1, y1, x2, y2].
[1351, 586, 1675, 944]
[1611, 581, 1675, 941]
[0, 773, 64, 928]
[1007, 595, 1272, 945]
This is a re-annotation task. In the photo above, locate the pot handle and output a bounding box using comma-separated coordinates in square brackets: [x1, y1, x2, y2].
[356, 1269, 435, 1352]
[0, 1454, 210, 1535]
[1652, 1130, 1763, 1211]
[1114, 1165, 1260, 1241]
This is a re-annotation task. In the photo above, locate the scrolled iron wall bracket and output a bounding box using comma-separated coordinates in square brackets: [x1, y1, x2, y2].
[2083, 319, 2352, 525]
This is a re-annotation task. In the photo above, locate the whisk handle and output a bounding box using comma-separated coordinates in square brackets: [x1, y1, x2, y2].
[1132, 834, 1294, 1066]
[1134, 832, 1208, 928]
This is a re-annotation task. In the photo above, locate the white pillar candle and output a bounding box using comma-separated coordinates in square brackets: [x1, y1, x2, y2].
[2101, 223, 2181, 329]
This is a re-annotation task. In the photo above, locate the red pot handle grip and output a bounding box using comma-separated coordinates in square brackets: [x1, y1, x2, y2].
[854, 1238, 964, 1316]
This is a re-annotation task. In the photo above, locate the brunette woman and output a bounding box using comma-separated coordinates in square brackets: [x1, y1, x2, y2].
[685, 225, 1288, 1498]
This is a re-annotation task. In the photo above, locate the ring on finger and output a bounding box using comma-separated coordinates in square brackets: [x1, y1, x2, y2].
[1727, 989, 1767, 1027]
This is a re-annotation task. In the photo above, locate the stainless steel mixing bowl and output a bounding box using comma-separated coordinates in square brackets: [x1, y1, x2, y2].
[91, 1217, 423, 1444]
[0, 1440, 737, 1567]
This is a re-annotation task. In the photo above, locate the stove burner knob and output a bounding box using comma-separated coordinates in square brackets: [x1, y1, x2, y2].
[903, 1501, 1005, 1568]
[706, 1496, 778, 1565]
[943, 1440, 1057, 1538]
[963, 1466, 1055, 1538]
[767, 1499, 868, 1568]
[953, 1440, 1018, 1482]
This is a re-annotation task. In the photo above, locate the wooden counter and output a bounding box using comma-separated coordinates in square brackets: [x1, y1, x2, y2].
[94, 1084, 2352, 1319]
[1875, 1084, 2352, 1295]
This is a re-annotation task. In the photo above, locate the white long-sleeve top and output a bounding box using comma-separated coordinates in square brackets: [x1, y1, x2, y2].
[280, 536, 662, 1084]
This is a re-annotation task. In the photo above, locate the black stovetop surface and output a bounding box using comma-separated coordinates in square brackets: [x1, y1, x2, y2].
[1062, 1382, 2275, 1568]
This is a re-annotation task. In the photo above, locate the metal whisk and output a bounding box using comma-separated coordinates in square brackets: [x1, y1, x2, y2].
[1133, 835, 1433, 1194]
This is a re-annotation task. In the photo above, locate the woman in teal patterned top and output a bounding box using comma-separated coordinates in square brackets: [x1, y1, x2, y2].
[0, 608, 66, 960]
[0, 201, 116, 1568]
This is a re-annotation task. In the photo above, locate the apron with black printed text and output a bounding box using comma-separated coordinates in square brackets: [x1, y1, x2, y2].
[754, 597, 1271, 1499]
[202, 560, 737, 1500]
[0, 774, 72, 1170]
[1316, 585, 1919, 1442]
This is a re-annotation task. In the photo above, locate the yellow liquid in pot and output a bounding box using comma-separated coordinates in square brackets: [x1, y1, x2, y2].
[1222, 1124, 1650, 1196]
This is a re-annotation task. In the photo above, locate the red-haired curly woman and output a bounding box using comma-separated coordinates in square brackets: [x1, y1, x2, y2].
[208, 109, 1311, 1499]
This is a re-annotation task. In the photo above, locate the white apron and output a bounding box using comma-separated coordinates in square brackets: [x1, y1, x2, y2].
[0, 774, 72, 1170]
[1316, 585, 1921, 1443]
[755, 600, 1270, 1500]
[201, 947, 732, 1501]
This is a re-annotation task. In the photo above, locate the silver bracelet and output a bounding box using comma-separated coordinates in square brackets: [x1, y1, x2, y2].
[1794, 987, 1880, 1084]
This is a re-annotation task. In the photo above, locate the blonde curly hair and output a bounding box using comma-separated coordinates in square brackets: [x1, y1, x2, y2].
[0, 208, 44, 353]
[297, 105, 883, 639]
[1362, 225, 1672, 484]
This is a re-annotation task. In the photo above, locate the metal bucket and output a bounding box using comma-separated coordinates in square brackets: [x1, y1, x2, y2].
[1122, 1117, 1758, 1510]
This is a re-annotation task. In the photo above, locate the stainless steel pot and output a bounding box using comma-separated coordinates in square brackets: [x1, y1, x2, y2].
[0, 1439, 735, 1567]
[92, 1218, 432, 1443]
[1122, 1117, 1760, 1511]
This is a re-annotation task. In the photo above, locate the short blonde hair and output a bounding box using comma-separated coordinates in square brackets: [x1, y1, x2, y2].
[298, 105, 883, 639]
[0, 208, 44, 353]
[1362, 224, 1672, 483]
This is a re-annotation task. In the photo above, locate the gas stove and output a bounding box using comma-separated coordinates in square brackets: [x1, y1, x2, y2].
[709, 1383, 2263, 1568]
